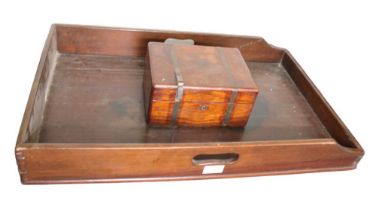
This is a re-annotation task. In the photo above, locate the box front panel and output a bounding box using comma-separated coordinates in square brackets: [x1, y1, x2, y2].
[148, 89, 256, 127]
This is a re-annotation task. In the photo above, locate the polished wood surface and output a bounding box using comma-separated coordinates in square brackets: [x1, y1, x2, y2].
[145, 42, 258, 127]
[15, 24, 364, 184]
[36, 54, 329, 142]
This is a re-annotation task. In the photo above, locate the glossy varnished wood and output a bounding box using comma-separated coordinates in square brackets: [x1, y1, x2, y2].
[145, 42, 258, 127]
[15, 24, 364, 184]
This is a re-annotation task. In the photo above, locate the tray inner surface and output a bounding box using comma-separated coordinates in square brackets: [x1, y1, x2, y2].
[37, 53, 330, 143]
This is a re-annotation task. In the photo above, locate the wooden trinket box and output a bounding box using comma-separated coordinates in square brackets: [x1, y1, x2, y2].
[144, 40, 258, 127]
[15, 24, 364, 184]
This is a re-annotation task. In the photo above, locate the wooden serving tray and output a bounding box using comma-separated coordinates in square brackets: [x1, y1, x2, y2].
[15, 24, 364, 184]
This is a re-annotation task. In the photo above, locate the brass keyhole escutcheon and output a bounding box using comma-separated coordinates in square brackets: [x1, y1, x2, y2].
[199, 105, 208, 111]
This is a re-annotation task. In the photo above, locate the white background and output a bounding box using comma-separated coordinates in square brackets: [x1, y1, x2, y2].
[1, 1, 375, 209]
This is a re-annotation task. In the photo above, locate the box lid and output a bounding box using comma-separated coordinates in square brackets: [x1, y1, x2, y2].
[147, 41, 258, 103]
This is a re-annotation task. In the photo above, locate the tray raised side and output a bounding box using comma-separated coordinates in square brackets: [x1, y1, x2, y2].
[15, 24, 364, 184]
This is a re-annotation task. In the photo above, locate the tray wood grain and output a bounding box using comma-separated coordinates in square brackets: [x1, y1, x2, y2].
[15, 24, 364, 184]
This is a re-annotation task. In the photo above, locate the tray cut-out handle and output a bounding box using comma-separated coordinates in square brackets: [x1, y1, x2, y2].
[192, 153, 239, 166]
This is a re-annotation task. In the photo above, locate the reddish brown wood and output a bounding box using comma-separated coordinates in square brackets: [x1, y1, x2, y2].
[16, 139, 361, 184]
[55, 24, 284, 61]
[144, 42, 258, 127]
[15, 24, 364, 184]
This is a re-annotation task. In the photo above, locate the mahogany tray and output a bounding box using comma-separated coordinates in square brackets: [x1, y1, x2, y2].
[15, 24, 364, 184]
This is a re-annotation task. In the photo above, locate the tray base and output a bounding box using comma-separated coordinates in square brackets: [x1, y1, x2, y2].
[38, 53, 330, 143]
